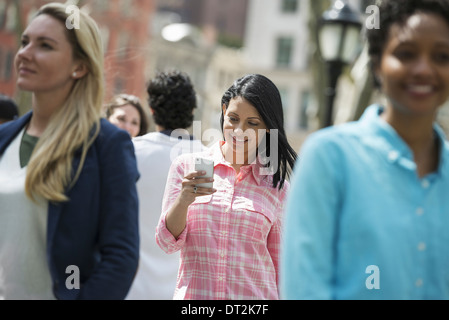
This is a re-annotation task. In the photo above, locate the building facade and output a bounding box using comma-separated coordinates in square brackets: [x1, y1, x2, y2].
[0, 0, 155, 114]
[243, 0, 313, 151]
[157, 0, 249, 48]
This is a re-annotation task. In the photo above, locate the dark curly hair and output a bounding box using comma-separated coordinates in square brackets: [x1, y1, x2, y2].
[366, 0, 449, 87]
[147, 70, 197, 130]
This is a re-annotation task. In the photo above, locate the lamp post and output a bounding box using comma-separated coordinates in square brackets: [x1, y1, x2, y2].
[318, 0, 362, 127]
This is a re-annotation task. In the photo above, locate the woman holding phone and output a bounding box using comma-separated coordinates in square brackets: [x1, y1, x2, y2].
[156, 74, 297, 300]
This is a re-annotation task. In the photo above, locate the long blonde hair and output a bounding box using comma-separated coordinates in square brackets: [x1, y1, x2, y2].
[25, 2, 104, 203]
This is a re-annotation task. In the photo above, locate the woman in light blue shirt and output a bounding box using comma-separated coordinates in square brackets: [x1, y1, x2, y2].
[281, 0, 449, 300]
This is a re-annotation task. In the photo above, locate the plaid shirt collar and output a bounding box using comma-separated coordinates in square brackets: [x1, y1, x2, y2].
[206, 141, 268, 186]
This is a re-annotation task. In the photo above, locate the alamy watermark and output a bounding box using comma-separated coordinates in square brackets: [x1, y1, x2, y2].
[168, 121, 279, 176]
[64, 4, 381, 31]
[365, 5, 380, 30]
[365, 265, 380, 290]
[65, 265, 80, 290]
[65, 5, 80, 30]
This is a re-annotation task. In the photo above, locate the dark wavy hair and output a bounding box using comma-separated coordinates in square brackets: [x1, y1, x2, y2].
[366, 0, 449, 87]
[147, 70, 197, 130]
[220, 74, 297, 190]
[104, 93, 148, 136]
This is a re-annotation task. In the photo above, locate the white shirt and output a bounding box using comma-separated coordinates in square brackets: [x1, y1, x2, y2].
[126, 131, 206, 300]
[0, 129, 54, 300]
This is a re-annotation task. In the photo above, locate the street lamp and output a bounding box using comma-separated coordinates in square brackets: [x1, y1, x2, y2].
[318, 0, 362, 127]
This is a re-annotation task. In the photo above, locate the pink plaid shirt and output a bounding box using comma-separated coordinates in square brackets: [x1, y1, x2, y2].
[156, 141, 289, 300]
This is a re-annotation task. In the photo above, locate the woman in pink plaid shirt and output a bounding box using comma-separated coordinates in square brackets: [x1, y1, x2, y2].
[156, 74, 297, 300]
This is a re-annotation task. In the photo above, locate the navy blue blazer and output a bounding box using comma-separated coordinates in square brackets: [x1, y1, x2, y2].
[0, 112, 140, 300]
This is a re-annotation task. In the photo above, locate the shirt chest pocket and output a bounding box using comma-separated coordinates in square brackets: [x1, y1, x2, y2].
[231, 198, 278, 243]
[186, 195, 214, 235]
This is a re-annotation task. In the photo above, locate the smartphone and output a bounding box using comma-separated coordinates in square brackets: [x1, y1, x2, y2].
[194, 157, 214, 188]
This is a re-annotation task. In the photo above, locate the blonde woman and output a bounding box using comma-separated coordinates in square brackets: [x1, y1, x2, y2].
[0, 3, 139, 300]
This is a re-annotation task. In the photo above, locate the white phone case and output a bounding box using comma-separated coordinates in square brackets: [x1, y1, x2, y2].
[194, 157, 214, 188]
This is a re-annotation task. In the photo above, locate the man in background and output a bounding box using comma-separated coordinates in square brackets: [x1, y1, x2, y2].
[127, 70, 206, 300]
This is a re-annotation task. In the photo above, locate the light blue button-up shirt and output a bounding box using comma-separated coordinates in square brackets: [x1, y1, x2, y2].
[281, 105, 449, 300]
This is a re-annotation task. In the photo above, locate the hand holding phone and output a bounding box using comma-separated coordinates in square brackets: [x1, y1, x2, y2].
[194, 157, 214, 188]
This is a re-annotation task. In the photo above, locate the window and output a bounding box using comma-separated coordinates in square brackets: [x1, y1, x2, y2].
[4, 51, 13, 80]
[94, 0, 108, 13]
[0, 2, 6, 29]
[117, 32, 130, 59]
[0, 49, 3, 78]
[276, 37, 293, 68]
[218, 70, 226, 88]
[114, 78, 125, 95]
[1, 50, 14, 81]
[26, 8, 37, 26]
[282, 0, 298, 13]
[120, 0, 133, 17]
[279, 88, 290, 120]
[299, 91, 311, 129]
[100, 27, 110, 53]
[5, 4, 17, 32]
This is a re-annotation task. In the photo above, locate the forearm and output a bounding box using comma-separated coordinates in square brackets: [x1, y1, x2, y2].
[165, 196, 190, 239]
[162, 163, 216, 240]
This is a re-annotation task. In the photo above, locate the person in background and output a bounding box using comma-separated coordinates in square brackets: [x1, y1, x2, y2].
[281, 0, 449, 300]
[0, 2, 140, 300]
[127, 70, 205, 300]
[0, 94, 19, 125]
[104, 93, 149, 138]
[156, 74, 297, 300]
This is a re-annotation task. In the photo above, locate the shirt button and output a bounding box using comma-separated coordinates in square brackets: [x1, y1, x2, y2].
[416, 207, 424, 216]
[388, 150, 399, 162]
[218, 276, 223, 281]
[417, 242, 426, 251]
[415, 278, 423, 287]
[221, 231, 227, 235]
[421, 179, 430, 189]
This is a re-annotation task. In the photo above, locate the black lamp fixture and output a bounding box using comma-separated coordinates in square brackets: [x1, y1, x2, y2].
[318, 0, 362, 127]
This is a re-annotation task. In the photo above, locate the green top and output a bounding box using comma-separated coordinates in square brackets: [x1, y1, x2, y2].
[20, 131, 39, 168]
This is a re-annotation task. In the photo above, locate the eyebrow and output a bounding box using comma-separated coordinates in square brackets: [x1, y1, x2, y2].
[229, 112, 261, 120]
[21, 34, 59, 44]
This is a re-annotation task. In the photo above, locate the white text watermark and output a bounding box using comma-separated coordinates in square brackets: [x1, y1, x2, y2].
[167, 121, 279, 176]
[365, 265, 380, 290]
[365, 5, 380, 30]
[65, 5, 80, 30]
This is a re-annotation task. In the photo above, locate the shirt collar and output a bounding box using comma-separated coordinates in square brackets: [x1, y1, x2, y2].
[209, 141, 266, 185]
[360, 104, 449, 177]
[433, 125, 449, 178]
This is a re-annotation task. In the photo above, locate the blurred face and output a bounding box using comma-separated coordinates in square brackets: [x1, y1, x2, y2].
[222, 96, 268, 165]
[14, 14, 80, 95]
[108, 104, 141, 138]
[377, 12, 449, 120]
